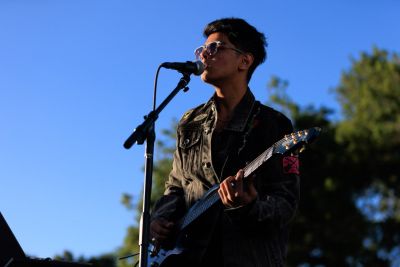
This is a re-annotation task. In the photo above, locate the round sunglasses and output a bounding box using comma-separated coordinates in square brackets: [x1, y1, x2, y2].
[194, 41, 244, 60]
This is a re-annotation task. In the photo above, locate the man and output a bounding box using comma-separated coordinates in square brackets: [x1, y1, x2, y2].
[150, 18, 300, 267]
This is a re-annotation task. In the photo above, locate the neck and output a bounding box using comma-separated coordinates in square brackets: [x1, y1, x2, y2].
[213, 81, 248, 120]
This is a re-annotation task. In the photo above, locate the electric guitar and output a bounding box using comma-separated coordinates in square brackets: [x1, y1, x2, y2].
[147, 127, 321, 267]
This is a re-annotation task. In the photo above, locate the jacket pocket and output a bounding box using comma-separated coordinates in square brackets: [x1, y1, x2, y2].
[178, 129, 202, 175]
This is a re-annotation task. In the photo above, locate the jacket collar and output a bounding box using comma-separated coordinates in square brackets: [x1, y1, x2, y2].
[204, 88, 257, 132]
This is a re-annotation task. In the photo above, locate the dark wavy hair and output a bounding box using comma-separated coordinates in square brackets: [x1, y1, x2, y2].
[204, 18, 267, 82]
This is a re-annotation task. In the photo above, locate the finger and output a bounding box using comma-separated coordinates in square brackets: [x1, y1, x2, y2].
[150, 238, 160, 256]
[224, 177, 238, 204]
[218, 186, 227, 205]
[158, 225, 173, 235]
[164, 221, 175, 229]
[150, 220, 174, 240]
[227, 176, 238, 195]
[219, 182, 232, 204]
[219, 181, 235, 207]
[151, 237, 159, 246]
[151, 229, 170, 241]
[234, 169, 244, 197]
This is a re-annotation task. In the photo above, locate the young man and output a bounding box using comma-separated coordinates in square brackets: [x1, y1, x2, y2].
[150, 18, 300, 267]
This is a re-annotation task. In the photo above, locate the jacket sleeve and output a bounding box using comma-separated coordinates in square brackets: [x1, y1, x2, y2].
[225, 114, 300, 229]
[151, 131, 187, 223]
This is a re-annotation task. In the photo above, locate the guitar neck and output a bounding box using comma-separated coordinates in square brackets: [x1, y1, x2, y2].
[179, 128, 319, 231]
[180, 140, 282, 229]
[180, 186, 220, 229]
[243, 141, 278, 178]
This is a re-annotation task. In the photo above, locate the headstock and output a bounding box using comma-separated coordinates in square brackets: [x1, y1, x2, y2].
[274, 127, 321, 155]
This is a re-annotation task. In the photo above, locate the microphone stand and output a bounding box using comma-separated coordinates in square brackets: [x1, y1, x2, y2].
[123, 72, 191, 267]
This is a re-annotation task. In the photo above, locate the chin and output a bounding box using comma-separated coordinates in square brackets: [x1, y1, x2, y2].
[201, 72, 209, 82]
[201, 71, 216, 83]
[201, 75, 215, 85]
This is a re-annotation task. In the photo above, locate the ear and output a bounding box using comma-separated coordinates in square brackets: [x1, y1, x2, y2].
[239, 53, 254, 71]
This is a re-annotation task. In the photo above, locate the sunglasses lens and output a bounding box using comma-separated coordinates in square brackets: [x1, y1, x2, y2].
[194, 46, 204, 59]
[207, 42, 218, 55]
[194, 42, 221, 59]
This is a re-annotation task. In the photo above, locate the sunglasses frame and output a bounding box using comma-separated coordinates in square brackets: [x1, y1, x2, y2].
[194, 41, 244, 60]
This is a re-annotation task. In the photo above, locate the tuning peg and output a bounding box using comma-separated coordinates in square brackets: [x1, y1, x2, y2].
[299, 145, 306, 153]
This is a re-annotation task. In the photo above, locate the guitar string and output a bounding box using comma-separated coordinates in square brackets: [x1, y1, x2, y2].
[181, 133, 293, 229]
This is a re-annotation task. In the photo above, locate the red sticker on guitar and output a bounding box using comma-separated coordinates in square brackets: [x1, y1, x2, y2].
[283, 156, 300, 174]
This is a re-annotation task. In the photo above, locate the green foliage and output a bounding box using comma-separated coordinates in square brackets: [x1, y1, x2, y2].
[334, 48, 400, 266]
[54, 250, 116, 267]
[117, 226, 140, 267]
[267, 76, 368, 265]
[336, 47, 400, 152]
[266, 48, 400, 266]
[266, 76, 300, 119]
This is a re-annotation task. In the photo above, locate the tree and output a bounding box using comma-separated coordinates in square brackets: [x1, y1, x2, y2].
[54, 250, 116, 267]
[268, 48, 400, 266]
[334, 48, 400, 266]
[266, 76, 369, 266]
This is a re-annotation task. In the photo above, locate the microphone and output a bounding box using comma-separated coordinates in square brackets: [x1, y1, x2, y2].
[161, 61, 204, 76]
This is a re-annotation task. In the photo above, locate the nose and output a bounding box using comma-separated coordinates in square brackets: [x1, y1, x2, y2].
[200, 48, 209, 61]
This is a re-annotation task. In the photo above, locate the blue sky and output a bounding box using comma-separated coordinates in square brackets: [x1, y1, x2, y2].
[0, 0, 399, 260]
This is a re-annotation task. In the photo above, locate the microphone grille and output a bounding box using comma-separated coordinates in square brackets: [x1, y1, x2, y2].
[194, 60, 205, 76]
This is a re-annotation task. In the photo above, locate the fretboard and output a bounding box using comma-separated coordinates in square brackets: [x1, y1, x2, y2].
[180, 139, 283, 230]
